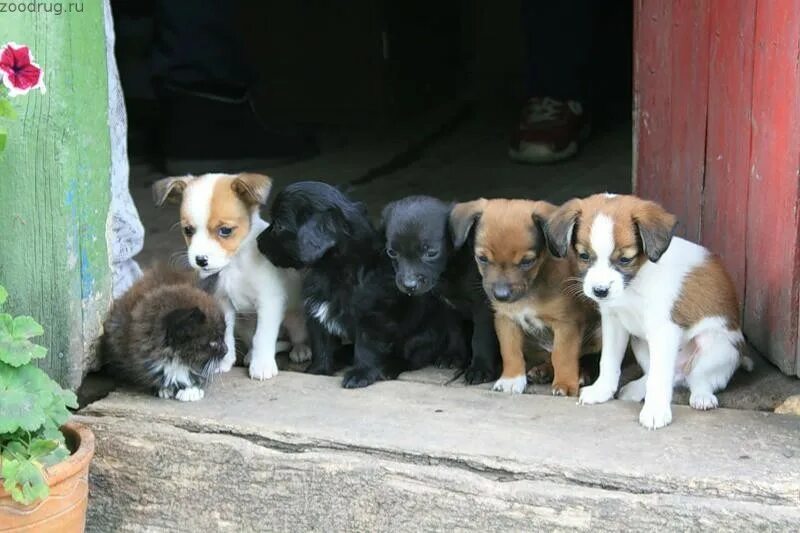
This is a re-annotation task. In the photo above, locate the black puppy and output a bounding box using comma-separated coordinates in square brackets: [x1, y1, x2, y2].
[381, 195, 501, 384]
[257, 181, 466, 388]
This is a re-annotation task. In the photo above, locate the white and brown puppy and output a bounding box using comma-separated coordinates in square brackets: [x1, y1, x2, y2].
[546, 193, 751, 429]
[153, 173, 310, 380]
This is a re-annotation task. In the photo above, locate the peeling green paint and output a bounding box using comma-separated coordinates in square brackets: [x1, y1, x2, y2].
[0, 5, 112, 389]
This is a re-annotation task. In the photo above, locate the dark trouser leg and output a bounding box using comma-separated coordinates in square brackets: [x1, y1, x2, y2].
[522, 0, 593, 103]
[152, 0, 256, 96]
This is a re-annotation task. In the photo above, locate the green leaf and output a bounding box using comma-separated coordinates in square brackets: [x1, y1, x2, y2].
[0, 285, 7, 306]
[0, 364, 53, 433]
[0, 126, 6, 153]
[38, 444, 69, 468]
[0, 99, 16, 119]
[0, 338, 48, 367]
[7, 458, 49, 505]
[12, 316, 44, 340]
[0, 313, 12, 335]
[28, 438, 58, 459]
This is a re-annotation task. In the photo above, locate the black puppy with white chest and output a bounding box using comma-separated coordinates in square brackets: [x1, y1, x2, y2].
[381, 195, 501, 383]
[257, 181, 466, 388]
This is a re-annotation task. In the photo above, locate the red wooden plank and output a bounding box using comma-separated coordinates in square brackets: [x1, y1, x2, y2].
[634, 0, 710, 241]
[745, 0, 800, 376]
[701, 0, 756, 310]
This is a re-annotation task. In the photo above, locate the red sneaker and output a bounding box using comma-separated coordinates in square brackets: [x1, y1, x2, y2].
[509, 97, 591, 164]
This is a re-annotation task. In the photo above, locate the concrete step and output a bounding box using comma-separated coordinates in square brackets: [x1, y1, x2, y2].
[79, 369, 800, 532]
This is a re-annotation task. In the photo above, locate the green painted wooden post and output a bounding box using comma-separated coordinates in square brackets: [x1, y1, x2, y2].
[0, 3, 112, 389]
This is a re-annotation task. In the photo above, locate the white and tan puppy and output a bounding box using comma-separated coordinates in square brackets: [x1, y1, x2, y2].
[154, 173, 310, 380]
[546, 193, 751, 429]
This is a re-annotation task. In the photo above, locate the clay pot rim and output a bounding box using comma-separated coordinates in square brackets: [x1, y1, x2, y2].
[0, 421, 95, 497]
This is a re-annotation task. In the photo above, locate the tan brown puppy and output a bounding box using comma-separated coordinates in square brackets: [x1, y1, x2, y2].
[450, 199, 600, 396]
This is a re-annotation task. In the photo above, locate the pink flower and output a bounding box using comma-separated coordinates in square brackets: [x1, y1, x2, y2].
[0, 42, 46, 97]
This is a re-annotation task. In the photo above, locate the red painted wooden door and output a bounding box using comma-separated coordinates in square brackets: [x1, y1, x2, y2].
[633, 0, 800, 377]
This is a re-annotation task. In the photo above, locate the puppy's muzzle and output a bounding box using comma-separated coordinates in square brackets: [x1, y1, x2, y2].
[490, 282, 517, 303]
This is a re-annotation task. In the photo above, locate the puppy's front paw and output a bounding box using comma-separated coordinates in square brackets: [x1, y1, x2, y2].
[578, 384, 615, 405]
[492, 375, 527, 394]
[157, 387, 175, 399]
[464, 364, 498, 385]
[551, 379, 579, 397]
[342, 367, 381, 389]
[289, 343, 312, 364]
[176, 386, 205, 402]
[689, 391, 719, 411]
[618, 377, 647, 402]
[249, 356, 279, 380]
[526, 362, 554, 384]
[306, 360, 335, 376]
[639, 401, 672, 430]
[215, 348, 237, 373]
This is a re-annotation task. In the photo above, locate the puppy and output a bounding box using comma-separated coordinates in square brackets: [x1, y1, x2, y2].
[546, 194, 752, 429]
[451, 199, 601, 396]
[381, 195, 500, 382]
[257, 181, 466, 388]
[153, 172, 310, 380]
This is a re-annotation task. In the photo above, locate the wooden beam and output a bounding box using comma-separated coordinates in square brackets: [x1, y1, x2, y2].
[633, 0, 710, 242]
[0, 4, 112, 388]
[702, 0, 756, 310]
[745, 0, 800, 376]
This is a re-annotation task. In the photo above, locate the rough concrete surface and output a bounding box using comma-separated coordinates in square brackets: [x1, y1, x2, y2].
[79, 370, 800, 532]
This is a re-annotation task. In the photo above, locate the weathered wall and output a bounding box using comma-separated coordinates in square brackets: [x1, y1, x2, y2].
[0, 3, 112, 388]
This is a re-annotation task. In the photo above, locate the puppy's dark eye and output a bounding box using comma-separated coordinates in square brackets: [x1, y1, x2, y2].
[424, 249, 439, 259]
[518, 257, 535, 270]
[386, 248, 398, 259]
[618, 256, 633, 265]
[578, 251, 591, 262]
[477, 254, 489, 265]
[183, 226, 195, 237]
[218, 227, 234, 238]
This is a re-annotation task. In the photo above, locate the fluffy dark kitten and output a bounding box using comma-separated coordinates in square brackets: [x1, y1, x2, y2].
[99, 265, 227, 401]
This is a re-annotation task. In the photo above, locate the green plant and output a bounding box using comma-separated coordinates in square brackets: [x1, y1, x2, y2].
[0, 285, 77, 505]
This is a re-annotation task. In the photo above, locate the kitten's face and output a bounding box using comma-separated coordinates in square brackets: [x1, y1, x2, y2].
[162, 306, 227, 375]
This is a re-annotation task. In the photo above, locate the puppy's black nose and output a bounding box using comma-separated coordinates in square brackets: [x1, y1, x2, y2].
[592, 285, 610, 298]
[492, 284, 512, 302]
[195, 255, 208, 268]
[402, 278, 419, 293]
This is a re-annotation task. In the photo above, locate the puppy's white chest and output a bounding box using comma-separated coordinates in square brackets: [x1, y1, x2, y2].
[513, 309, 554, 351]
[608, 306, 645, 338]
[308, 299, 347, 338]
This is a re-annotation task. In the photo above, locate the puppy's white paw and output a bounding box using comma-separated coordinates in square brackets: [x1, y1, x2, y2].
[639, 401, 672, 430]
[492, 375, 527, 394]
[618, 377, 647, 402]
[249, 356, 279, 380]
[176, 386, 205, 402]
[578, 384, 615, 405]
[689, 391, 719, 411]
[289, 343, 312, 363]
[157, 387, 175, 399]
[215, 349, 236, 373]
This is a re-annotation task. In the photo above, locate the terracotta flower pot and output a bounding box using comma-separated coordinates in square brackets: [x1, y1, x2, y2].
[0, 422, 95, 532]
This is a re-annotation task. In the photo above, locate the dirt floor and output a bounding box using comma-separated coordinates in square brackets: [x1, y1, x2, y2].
[79, 100, 800, 412]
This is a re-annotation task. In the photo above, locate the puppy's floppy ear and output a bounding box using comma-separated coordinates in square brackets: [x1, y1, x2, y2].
[531, 201, 557, 249]
[544, 198, 582, 258]
[632, 200, 677, 262]
[153, 175, 194, 206]
[296, 210, 340, 264]
[163, 307, 206, 346]
[449, 199, 487, 248]
[232, 173, 272, 206]
[379, 202, 395, 234]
